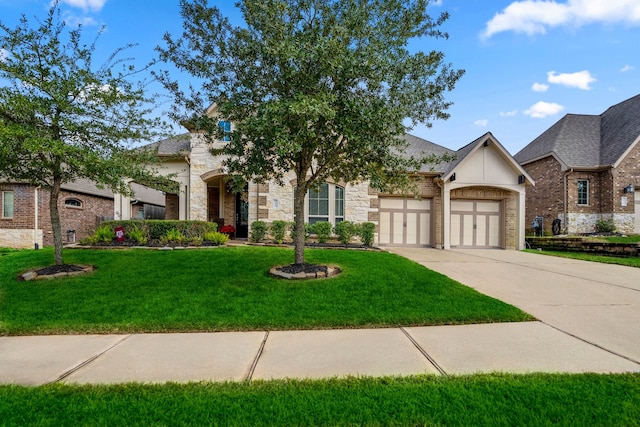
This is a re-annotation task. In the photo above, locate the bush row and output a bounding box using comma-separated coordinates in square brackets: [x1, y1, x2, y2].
[81, 220, 228, 246]
[250, 220, 376, 247]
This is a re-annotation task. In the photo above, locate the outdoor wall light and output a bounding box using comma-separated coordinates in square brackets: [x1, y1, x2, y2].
[623, 184, 635, 194]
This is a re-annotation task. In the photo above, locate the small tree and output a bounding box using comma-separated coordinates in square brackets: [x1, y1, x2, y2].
[157, 0, 463, 265]
[0, 2, 175, 265]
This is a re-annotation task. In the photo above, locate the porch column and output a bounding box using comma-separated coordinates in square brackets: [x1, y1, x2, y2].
[442, 183, 451, 250]
[518, 190, 526, 250]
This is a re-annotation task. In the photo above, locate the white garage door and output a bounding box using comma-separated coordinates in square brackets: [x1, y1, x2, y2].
[450, 200, 502, 248]
[379, 198, 432, 246]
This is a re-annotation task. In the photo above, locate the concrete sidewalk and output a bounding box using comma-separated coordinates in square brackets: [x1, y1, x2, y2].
[2, 248, 640, 386]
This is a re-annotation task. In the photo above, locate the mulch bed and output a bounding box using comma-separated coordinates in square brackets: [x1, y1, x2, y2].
[36, 264, 85, 275]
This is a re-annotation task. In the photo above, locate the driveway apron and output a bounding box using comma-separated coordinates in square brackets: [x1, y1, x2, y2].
[389, 247, 640, 366]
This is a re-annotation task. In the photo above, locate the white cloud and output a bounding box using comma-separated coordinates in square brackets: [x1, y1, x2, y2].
[481, 0, 640, 39]
[60, 0, 107, 12]
[500, 110, 518, 117]
[474, 119, 489, 127]
[532, 82, 549, 92]
[621, 64, 635, 72]
[524, 101, 564, 118]
[547, 70, 596, 90]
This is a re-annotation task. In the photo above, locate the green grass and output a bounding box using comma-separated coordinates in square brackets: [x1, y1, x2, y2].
[601, 234, 640, 243]
[0, 246, 532, 335]
[526, 249, 640, 268]
[1, 374, 639, 426]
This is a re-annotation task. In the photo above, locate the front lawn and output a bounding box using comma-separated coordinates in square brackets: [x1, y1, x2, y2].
[0, 246, 532, 335]
[1, 374, 639, 426]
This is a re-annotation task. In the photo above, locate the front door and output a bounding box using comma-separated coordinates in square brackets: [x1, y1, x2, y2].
[235, 187, 249, 238]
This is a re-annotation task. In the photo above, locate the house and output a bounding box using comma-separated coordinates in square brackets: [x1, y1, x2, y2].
[515, 93, 640, 235]
[142, 127, 533, 249]
[0, 179, 165, 248]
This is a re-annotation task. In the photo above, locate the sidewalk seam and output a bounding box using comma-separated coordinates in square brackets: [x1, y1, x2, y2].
[541, 321, 640, 366]
[400, 327, 447, 376]
[245, 331, 269, 381]
[46, 334, 133, 385]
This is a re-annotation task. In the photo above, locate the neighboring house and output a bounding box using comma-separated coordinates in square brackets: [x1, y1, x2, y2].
[515, 93, 640, 235]
[144, 126, 533, 249]
[0, 179, 165, 249]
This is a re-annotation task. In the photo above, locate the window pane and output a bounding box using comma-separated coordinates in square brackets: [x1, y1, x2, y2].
[318, 199, 329, 215]
[218, 120, 231, 141]
[578, 180, 588, 205]
[335, 186, 344, 217]
[2, 191, 14, 218]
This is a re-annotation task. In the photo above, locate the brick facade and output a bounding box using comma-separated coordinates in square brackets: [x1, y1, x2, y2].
[0, 183, 113, 248]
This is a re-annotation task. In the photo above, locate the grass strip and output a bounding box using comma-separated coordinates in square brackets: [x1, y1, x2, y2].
[525, 249, 640, 268]
[0, 374, 639, 426]
[0, 246, 532, 335]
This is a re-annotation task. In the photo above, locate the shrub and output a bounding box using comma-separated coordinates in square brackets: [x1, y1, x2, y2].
[94, 225, 115, 243]
[190, 236, 203, 246]
[160, 228, 187, 245]
[595, 218, 616, 233]
[127, 226, 148, 245]
[289, 222, 310, 242]
[250, 221, 267, 242]
[312, 221, 332, 243]
[203, 231, 229, 245]
[358, 222, 376, 247]
[270, 220, 288, 244]
[334, 221, 356, 245]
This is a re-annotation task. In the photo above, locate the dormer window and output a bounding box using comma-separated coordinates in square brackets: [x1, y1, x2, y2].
[64, 198, 83, 209]
[218, 120, 231, 141]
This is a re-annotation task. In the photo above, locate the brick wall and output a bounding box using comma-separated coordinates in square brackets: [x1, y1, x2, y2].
[521, 156, 565, 234]
[165, 193, 179, 220]
[1, 183, 35, 229]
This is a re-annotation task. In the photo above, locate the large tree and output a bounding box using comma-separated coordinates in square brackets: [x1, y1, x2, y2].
[157, 0, 463, 264]
[0, 1, 175, 266]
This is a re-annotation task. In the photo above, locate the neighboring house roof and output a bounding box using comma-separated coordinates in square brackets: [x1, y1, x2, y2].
[144, 134, 190, 157]
[515, 93, 640, 169]
[61, 178, 114, 199]
[129, 182, 165, 206]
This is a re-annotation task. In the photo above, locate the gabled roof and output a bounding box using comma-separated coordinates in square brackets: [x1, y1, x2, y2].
[144, 134, 190, 157]
[515, 93, 640, 169]
[400, 133, 455, 173]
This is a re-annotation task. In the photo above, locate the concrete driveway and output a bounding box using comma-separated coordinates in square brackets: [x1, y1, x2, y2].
[388, 247, 640, 365]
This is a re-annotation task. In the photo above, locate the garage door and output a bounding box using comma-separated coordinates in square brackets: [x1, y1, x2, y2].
[450, 200, 501, 248]
[379, 198, 432, 246]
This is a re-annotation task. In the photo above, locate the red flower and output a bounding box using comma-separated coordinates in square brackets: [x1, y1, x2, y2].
[220, 225, 235, 234]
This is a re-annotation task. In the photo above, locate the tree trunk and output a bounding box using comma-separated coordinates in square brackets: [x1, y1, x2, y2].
[50, 177, 64, 266]
[293, 182, 307, 265]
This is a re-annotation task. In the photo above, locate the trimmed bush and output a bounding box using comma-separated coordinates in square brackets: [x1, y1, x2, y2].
[95, 220, 217, 241]
[270, 220, 288, 244]
[289, 222, 310, 242]
[358, 222, 376, 247]
[250, 221, 268, 242]
[312, 221, 332, 243]
[595, 218, 616, 233]
[334, 221, 356, 245]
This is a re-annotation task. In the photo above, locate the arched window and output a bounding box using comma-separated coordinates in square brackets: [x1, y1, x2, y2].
[307, 183, 344, 225]
[64, 198, 83, 208]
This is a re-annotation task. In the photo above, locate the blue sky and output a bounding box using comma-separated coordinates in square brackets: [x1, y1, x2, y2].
[1, 0, 639, 154]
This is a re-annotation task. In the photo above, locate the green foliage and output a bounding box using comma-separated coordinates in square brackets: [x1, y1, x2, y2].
[0, 2, 176, 265]
[289, 222, 310, 242]
[358, 222, 376, 247]
[595, 218, 616, 233]
[250, 221, 267, 242]
[160, 229, 187, 245]
[94, 225, 115, 244]
[141, 220, 217, 240]
[203, 231, 229, 245]
[311, 221, 332, 243]
[269, 220, 288, 244]
[334, 221, 356, 245]
[157, 0, 463, 264]
[127, 226, 148, 245]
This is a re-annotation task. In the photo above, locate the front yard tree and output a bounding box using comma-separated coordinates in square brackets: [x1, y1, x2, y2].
[0, 1, 174, 266]
[158, 0, 464, 265]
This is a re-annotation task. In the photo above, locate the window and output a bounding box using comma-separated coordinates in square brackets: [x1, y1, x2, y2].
[577, 179, 589, 205]
[64, 198, 82, 208]
[218, 120, 231, 141]
[307, 183, 344, 225]
[2, 191, 14, 218]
